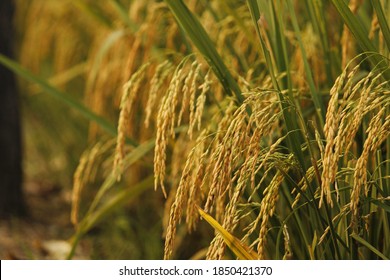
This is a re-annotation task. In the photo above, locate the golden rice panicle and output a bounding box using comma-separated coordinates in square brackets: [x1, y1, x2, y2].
[242, 92, 283, 201]
[320, 65, 357, 207]
[342, 73, 373, 153]
[186, 130, 209, 232]
[154, 61, 189, 197]
[178, 61, 198, 127]
[257, 171, 285, 259]
[351, 107, 388, 230]
[282, 225, 292, 260]
[71, 140, 113, 226]
[193, 101, 235, 220]
[164, 130, 208, 260]
[206, 235, 226, 260]
[145, 60, 173, 128]
[194, 70, 212, 131]
[322, 60, 389, 210]
[113, 63, 149, 180]
[207, 154, 251, 260]
[206, 136, 262, 260]
[163, 156, 189, 259]
[344, 69, 388, 154]
[205, 91, 282, 259]
[188, 63, 202, 139]
[321, 74, 343, 207]
[71, 152, 89, 226]
[204, 104, 247, 217]
[216, 100, 237, 142]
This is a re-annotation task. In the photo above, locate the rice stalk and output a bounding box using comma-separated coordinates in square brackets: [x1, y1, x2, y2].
[187, 62, 202, 139]
[114, 63, 149, 180]
[351, 107, 389, 231]
[164, 130, 208, 259]
[256, 171, 286, 259]
[71, 152, 89, 226]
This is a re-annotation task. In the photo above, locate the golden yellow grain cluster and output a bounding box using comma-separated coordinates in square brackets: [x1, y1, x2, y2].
[322, 57, 390, 230]
[72, 140, 115, 226]
[162, 88, 289, 259]
[114, 63, 149, 180]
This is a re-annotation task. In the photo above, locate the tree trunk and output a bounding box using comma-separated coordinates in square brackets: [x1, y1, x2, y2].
[0, 0, 26, 218]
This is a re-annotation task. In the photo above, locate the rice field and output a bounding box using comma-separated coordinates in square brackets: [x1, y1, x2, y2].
[1, 0, 390, 260]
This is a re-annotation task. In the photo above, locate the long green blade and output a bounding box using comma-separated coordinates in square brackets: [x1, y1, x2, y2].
[164, 0, 244, 104]
[0, 53, 137, 146]
[198, 206, 258, 260]
[371, 0, 390, 52]
[68, 176, 154, 259]
[351, 233, 389, 260]
[286, 0, 326, 127]
[332, 0, 376, 53]
[246, 0, 307, 172]
[331, 0, 390, 79]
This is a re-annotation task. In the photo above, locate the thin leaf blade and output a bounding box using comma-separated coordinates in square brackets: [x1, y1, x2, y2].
[197, 206, 258, 260]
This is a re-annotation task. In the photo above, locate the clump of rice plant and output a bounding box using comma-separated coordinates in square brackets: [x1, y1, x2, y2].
[2, 0, 389, 259]
[154, 0, 390, 260]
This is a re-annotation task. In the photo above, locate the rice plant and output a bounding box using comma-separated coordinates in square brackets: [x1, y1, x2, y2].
[1, 0, 389, 259]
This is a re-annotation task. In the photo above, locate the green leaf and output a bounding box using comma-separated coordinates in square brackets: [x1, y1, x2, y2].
[371, 0, 390, 52]
[368, 198, 390, 214]
[88, 139, 156, 214]
[350, 233, 389, 260]
[197, 206, 258, 260]
[81, 176, 153, 237]
[246, 0, 308, 172]
[68, 176, 154, 259]
[164, 0, 244, 104]
[67, 139, 157, 259]
[331, 0, 390, 79]
[331, 0, 376, 53]
[0, 53, 137, 146]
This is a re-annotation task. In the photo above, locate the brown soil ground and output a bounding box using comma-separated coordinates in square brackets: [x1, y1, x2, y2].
[0, 181, 89, 259]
